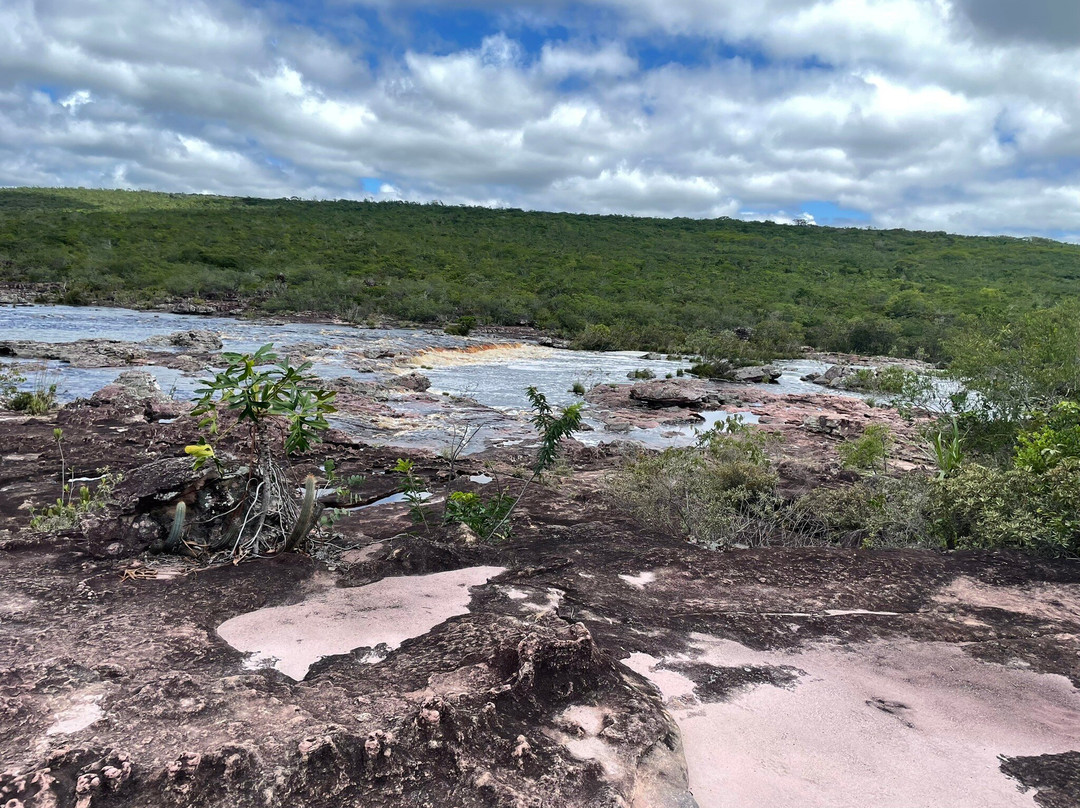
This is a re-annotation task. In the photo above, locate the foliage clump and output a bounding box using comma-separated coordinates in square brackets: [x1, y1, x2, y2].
[838, 424, 893, 473]
[610, 420, 784, 549]
[396, 386, 582, 542]
[0, 364, 57, 414]
[187, 343, 336, 559]
[29, 428, 120, 532]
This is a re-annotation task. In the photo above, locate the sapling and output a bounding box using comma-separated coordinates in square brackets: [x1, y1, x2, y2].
[188, 343, 336, 559]
[482, 386, 582, 540]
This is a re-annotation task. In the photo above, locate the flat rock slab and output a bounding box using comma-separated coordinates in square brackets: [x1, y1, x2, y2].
[218, 566, 507, 679]
[627, 636, 1080, 808]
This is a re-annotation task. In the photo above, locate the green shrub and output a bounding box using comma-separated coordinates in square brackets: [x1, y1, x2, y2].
[444, 491, 514, 540]
[0, 364, 25, 407]
[2, 365, 57, 414]
[792, 476, 934, 549]
[1014, 400, 1080, 473]
[689, 360, 734, 380]
[189, 343, 337, 558]
[947, 303, 1080, 422]
[609, 424, 781, 548]
[575, 323, 616, 351]
[928, 464, 1080, 556]
[627, 368, 655, 380]
[444, 315, 477, 337]
[926, 417, 964, 479]
[838, 424, 893, 472]
[570, 382, 586, 396]
[10, 386, 58, 415]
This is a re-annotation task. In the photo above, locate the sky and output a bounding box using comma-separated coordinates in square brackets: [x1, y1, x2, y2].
[1, 0, 1079, 238]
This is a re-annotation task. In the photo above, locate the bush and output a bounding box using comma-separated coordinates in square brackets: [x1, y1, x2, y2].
[1014, 400, 1080, 473]
[444, 315, 477, 337]
[0, 364, 25, 407]
[189, 343, 337, 558]
[10, 387, 57, 415]
[575, 323, 616, 351]
[444, 491, 514, 540]
[838, 424, 893, 472]
[627, 368, 655, 380]
[947, 303, 1080, 421]
[609, 424, 781, 548]
[928, 463, 1080, 556]
[1, 364, 57, 414]
[792, 476, 934, 548]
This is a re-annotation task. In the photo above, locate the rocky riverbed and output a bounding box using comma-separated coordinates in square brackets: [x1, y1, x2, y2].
[0, 305, 1078, 808]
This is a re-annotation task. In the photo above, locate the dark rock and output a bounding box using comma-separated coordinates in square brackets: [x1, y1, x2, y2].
[171, 302, 216, 315]
[391, 373, 432, 392]
[79, 371, 190, 423]
[144, 329, 222, 352]
[112, 456, 216, 510]
[732, 365, 782, 384]
[629, 379, 717, 408]
[0, 339, 148, 368]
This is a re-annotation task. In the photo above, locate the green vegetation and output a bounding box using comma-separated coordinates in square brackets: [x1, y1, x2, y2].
[0, 364, 58, 414]
[188, 344, 337, 558]
[29, 428, 120, 532]
[444, 491, 515, 540]
[397, 386, 582, 541]
[838, 424, 893, 473]
[610, 421, 784, 549]
[4, 187, 1080, 359]
[0, 365, 25, 408]
[393, 458, 432, 527]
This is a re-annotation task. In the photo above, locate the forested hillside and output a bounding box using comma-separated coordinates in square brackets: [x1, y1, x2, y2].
[3, 187, 1079, 360]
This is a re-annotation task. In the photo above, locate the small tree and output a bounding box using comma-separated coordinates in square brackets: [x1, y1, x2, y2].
[839, 424, 893, 473]
[189, 344, 336, 559]
[482, 386, 582, 540]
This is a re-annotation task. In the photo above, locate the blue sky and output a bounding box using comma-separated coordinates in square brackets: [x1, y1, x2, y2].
[1, 0, 1079, 237]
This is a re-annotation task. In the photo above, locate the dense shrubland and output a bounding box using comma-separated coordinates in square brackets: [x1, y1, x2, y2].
[614, 302, 1080, 557]
[4, 188, 1080, 360]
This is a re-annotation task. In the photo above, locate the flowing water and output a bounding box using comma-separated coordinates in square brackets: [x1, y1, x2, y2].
[1, 304, 849, 450]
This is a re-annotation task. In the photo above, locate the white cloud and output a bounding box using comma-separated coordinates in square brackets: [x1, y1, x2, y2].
[0, 0, 1078, 236]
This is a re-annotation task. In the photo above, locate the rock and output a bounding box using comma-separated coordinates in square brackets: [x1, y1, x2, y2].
[112, 456, 217, 510]
[81, 371, 189, 422]
[733, 365, 782, 384]
[144, 330, 222, 352]
[110, 370, 165, 401]
[171, 302, 216, 315]
[802, 414, 857, 436]
[0, 339, 148, 368]
[629, 379, 716, 409]
[447, 522, 481, 545]
[391, 373, 432, 392]
[818, 364, 850, 387]
[641, 352, 665, 361]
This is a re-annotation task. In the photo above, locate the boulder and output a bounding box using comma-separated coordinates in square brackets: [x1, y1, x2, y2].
[392, 373, 432, 392]
[0, 338, 148, 368]
[145, 329, 222, 352]
[628, 379, 717, 409]
[171, 301, 216, 315]
[733, 365, 782, 384]
[84, 371, 189, 422]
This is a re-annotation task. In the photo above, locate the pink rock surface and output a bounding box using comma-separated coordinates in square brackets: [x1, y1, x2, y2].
[627, 636, 1080, 808]
[218, 566, 506, 679]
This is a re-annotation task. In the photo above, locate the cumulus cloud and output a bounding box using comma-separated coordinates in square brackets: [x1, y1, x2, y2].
[0, 0, 1078, 237]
